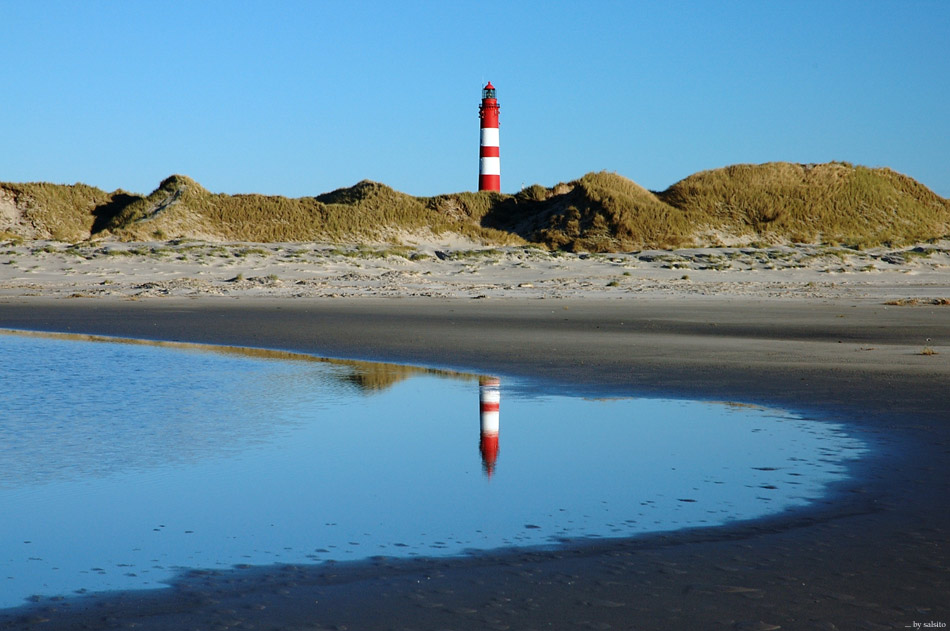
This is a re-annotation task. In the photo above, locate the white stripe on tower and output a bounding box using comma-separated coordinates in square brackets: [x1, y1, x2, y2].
[480, 127, 499, 147]
[479, 157, 500, 176]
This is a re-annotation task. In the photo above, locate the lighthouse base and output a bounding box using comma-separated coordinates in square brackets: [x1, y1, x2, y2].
[478, 175, 500, 192]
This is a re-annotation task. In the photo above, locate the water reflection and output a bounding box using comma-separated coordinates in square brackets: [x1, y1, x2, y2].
[0, 330, 475, 488]
[479, 376, 501, 476]
[0, 330, 869, 610]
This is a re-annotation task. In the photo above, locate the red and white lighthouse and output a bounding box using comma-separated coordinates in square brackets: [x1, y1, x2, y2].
[478, 376, 501, 477]
[478, 82, 500, 191]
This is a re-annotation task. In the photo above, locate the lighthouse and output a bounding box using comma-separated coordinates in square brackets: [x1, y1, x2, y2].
[478, 82, 500, 191]
[478, 376, 501, 477]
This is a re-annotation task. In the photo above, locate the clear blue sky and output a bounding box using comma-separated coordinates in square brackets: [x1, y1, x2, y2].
[2, 0, 947, 198]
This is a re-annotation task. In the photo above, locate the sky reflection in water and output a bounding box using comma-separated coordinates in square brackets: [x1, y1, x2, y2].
[0, 332, 867, 608]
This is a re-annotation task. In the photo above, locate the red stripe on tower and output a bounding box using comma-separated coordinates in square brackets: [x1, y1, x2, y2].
[478, 82, 500, 192]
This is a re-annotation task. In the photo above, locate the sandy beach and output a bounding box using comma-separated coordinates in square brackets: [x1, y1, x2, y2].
[2, 239, 950, 302]
[0, 241, 948, 630]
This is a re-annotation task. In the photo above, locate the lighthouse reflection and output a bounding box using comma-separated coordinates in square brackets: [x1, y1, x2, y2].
[479, 376, 501, 477]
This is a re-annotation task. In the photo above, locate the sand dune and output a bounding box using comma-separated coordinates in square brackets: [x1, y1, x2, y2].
[3, 163, 949, 250]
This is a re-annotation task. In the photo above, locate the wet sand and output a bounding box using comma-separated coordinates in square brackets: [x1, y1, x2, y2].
[1, 296, 948, 630]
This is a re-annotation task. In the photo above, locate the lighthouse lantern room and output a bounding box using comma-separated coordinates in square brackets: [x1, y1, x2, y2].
[478, 82, 500, 192]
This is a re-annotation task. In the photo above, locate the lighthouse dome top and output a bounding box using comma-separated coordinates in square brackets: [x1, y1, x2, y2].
[482, 82, 496, 100]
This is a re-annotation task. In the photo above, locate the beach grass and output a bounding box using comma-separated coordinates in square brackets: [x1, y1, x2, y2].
[659, 162, 950, 248]
[3, 162, 947, 251]
[0, 181, 115, 241]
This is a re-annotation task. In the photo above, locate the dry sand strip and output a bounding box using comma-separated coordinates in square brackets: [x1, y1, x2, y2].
[2, 240, 950, 302]
[0, 296, 948, 631]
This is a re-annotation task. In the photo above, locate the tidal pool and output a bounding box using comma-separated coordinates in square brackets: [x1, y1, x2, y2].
[0, 331, 867, 609]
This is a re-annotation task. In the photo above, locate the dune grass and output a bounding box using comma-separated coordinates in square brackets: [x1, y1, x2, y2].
[99, 177, 521, 245]
[549, 171, 693, 251]
[0, 230, 24, 244]
[660, 162, 950, 247]
[0, 181, 115, 241]
[2, 162, 947, 251]
[470, 172, 701, 251]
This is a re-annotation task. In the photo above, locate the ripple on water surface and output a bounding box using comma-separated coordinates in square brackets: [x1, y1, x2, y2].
[0, 331, 867, 609]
